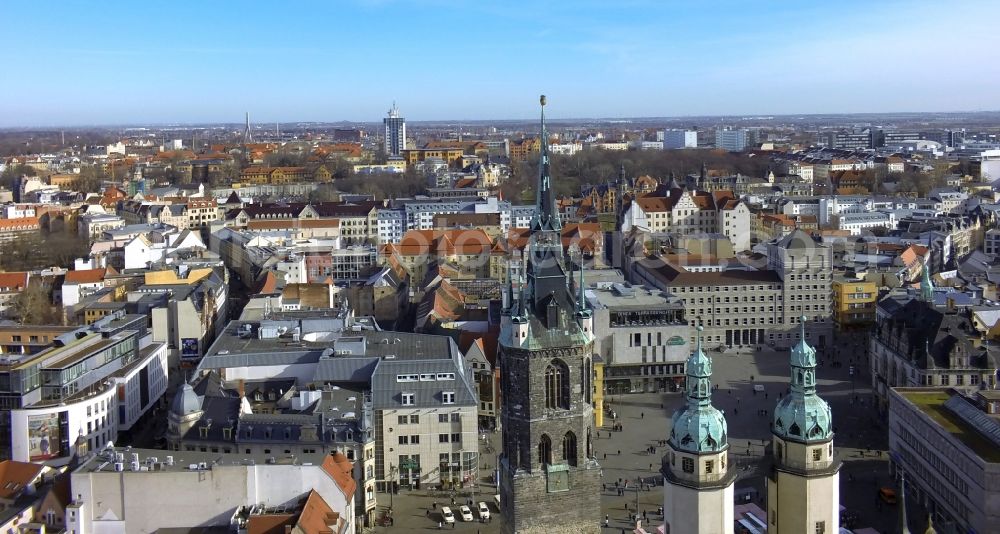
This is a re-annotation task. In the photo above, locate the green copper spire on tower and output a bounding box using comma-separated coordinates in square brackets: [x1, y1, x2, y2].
[531, 94, 561, 233]
[668, 325, 728, 453]
[920, 258, 935, 303]
[575, 263, 591, 317]
[772, 316, 833, 443]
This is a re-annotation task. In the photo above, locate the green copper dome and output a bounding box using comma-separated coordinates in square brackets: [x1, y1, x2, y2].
[669, 326, 728, 454]
[773, 317, 833, 443]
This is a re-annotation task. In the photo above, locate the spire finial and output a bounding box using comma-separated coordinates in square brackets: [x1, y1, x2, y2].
[695, 324, 704, 353]
[577, 261, 586, 312]
[899, 471, 912, 534]
[800, 314, 807, 339]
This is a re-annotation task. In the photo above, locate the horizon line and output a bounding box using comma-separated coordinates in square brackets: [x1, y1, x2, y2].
[2, 108, 999, 130]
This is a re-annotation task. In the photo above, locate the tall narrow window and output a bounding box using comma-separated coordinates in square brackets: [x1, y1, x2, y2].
[544, 359, 570, 410]
[538, 435, 552, 466]
[562, 432, 578, 467]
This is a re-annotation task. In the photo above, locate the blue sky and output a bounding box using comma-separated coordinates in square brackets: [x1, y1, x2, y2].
[2, 0, 998, 126]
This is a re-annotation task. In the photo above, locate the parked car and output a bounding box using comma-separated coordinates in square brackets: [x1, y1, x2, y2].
[477, 501, 490, 520]
[441, 506, 455, 524]
[459, 505, 474, 522]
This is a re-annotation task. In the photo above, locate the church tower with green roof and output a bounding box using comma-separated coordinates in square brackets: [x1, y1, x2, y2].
[662, 325, 736, 534]
[766, 316, 841, 533]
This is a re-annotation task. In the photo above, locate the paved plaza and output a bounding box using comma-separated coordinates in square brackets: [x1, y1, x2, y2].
[371, 332, 904, 533]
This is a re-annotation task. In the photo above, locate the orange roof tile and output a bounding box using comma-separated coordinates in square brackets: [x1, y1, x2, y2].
[0, 460, 44, 499]
[64, 268, 108, 284]
[322, 453, 356, 500]
[294, 490, 341, 534]
[0, 217, 40, 231]
[0, 272, 29, 290]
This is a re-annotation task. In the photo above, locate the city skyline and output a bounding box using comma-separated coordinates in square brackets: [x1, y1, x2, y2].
[3, 0, 1000, 127]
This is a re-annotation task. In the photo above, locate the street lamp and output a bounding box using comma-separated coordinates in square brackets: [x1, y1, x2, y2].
[388, 463, 397, 510]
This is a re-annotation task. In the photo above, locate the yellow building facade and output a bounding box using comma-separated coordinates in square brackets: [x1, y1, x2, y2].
[831, 277, 877, 330]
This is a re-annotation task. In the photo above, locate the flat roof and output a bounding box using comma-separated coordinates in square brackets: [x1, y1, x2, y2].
[590, 286, 682, 310]
[898, 390, 1000, 463]
[76, 446, 330, 474]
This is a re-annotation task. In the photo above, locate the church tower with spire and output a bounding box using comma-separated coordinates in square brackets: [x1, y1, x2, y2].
[767, 316, 841, 533]
[498, 96, 601, 534]
[662, 325, 736, 534]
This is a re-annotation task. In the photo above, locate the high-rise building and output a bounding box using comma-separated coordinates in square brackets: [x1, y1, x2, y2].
[384, 103, 406, 158]
[663, 129, 698, 149]
[498, 96, 602, 534]
[662, 325, 735, 533]
[766, 317, 841, 534]
[715, 128, 748, 151]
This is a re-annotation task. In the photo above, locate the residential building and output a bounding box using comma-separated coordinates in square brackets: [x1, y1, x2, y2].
[888, 388, 1000, 534]
[662, 129, 698, 149]
[984, 229, 1000, 256]
[508, 137, 541, 162]
[0, 272, 29, 319]
[78, 213, 124, 242]
[384, 103, 406, 158]
[831, 275, 877, 331]
[0, 216, 40, 243]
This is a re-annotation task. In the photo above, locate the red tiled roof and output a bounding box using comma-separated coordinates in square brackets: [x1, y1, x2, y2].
[0, 460, 44, 499]
[0, 217, 39, 231]
[322, 453, 356, 500]
[64, 268, 105, 284]
[0, 272, 29, 290]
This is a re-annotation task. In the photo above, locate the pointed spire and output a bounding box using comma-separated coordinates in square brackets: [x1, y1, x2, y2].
[920, 258, 935, 303]
[899, 472, 912, 534]
[575, 262, 590, 316]
[618, 163, 626, 185]
[685, 325, 712, 407]
[531, 95, 561, 232]
[504, 261, 515, 313]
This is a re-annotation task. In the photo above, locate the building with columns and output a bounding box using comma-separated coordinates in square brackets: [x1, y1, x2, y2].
[662, 325, 736, 534]
[766, 317, 841, 533]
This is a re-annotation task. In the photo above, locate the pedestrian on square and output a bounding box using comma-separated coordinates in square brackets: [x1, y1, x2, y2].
[439, 521, 443, 529]
[618, 450, 621, 456]
[641, 412, 644, 419]
[433, 502, 438, 510]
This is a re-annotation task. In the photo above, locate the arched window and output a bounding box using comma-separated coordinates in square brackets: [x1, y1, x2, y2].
[538, 435, 552, 466]
[544, 359, 570, 410]
[563, 432, 578, 466]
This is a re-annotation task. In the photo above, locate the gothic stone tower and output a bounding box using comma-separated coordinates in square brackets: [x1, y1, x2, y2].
[662, 326, 736, 534]
[498, 95, 601, 534]
[767, 317, 841, 534]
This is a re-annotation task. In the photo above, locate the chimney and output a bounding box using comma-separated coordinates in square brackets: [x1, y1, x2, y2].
[238, 379, 246, 398]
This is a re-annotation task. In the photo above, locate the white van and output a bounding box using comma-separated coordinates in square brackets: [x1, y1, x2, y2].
[441, 506, 455, 524]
